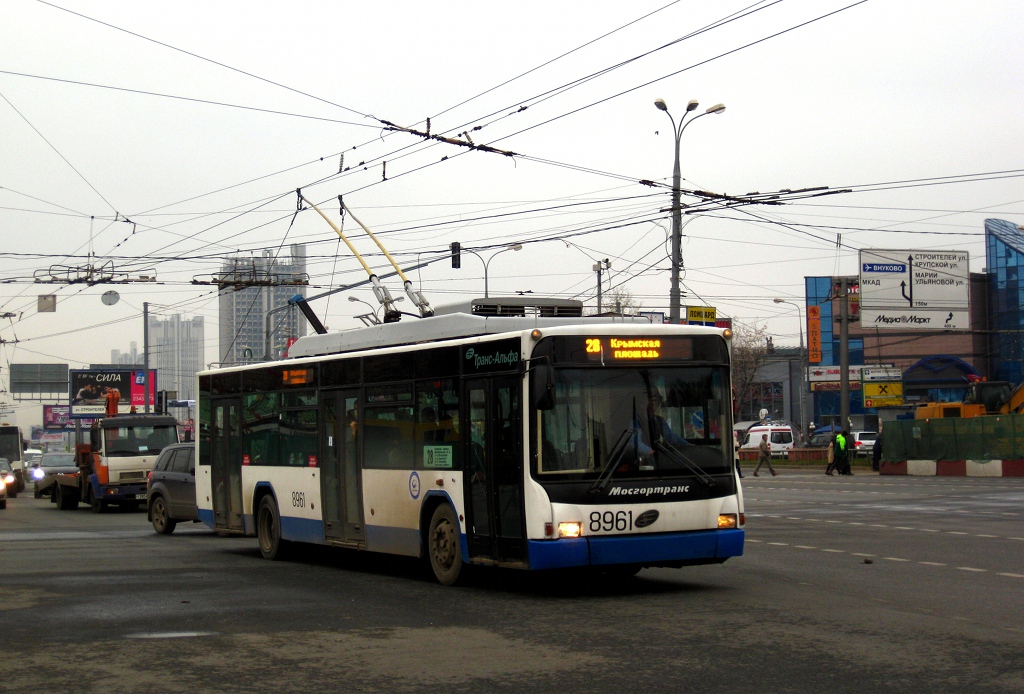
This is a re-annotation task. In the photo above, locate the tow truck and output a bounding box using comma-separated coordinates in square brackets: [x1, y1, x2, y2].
[53, 415, 179, 512]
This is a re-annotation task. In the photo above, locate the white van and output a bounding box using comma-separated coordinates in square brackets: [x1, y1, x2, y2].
[741, 424, 797, 457]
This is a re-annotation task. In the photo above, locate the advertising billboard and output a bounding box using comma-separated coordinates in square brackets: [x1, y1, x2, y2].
[69, 370, 156, 418]
[858, 250, 970, 330]
[43, 405, 95, 431]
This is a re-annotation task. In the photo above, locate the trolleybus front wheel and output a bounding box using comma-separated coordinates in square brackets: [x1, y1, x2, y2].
[427, 504, 464, 586]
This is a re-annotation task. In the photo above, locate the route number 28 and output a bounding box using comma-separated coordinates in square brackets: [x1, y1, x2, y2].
[585, 338, 602, 354]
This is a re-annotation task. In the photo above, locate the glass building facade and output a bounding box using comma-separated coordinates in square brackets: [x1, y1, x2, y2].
[986, 218, 1024, 384]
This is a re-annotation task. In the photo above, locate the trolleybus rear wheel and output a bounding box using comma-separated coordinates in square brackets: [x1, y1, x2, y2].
[257, 495, 289, 560]
[428, 504, 464, 586]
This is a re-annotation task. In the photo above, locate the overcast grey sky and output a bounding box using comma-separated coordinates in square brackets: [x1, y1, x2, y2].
[2, 0, 1022, 426]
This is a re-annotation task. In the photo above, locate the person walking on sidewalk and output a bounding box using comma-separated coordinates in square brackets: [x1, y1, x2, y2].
[835, 430, 852, 476]
[825, 435, 837, 475]
[753, 434, 778, 477]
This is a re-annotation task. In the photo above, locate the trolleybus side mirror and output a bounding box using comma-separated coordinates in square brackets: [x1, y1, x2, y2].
[531, 364, 555, 411]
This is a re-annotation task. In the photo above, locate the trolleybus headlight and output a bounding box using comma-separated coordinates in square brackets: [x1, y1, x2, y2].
[557, 522, 582, 538]
[32, 468, 45, 480]
[2, 473, 13, 485]
[718, 514, 737, 529]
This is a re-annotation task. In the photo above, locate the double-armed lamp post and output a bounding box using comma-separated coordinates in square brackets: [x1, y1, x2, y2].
[654, 98, 725, 324]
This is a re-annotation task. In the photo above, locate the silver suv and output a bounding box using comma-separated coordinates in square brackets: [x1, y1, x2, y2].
[850, 431, 878, 457]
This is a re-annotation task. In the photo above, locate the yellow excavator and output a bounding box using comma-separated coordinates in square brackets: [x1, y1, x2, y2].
[915, 380, 1024, 419]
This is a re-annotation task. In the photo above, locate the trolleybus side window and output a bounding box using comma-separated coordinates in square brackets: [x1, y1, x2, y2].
[241, 392, 279, 466]
[416, 379, 460, 469]
[364, 383, 415, 470]
[280, 391, 318, 467]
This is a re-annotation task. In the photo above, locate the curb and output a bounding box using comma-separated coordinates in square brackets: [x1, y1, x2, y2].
[880, 460, 1024, 477]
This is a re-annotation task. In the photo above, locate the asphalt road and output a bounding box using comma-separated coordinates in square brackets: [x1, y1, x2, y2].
[0, 472, 1021, 693]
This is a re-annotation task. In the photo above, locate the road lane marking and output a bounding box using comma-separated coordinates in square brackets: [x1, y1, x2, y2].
[794, 545, 817, 549]
[126, 632, 217, 639]
[746, 539, 763, 543]
[821, 549, 845, 553]
[919, 529, 939, 532]
[947, 532, 968, 535]
[957, 567, 986, 572]
[976, 534, 997, 538]
[848, 522, 864, 525]
[883, 557, 910, 562]
[919, 562, 946, 566]
[851, 552, 875, 557]
[893, 526, 915, 530]
[768, 542, 789, 546]
[998, 573, 1024, 579]
[870, 524, 888, 528]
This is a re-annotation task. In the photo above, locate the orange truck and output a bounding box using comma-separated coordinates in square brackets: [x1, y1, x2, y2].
[53, 415, 179, 513]
[915, 381, 1024, 419]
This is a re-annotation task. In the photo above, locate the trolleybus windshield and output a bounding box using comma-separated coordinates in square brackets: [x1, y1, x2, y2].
[536, 366, 731, 479]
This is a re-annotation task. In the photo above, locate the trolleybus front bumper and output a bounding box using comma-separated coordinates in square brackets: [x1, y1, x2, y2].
[527, 528, 744, 570]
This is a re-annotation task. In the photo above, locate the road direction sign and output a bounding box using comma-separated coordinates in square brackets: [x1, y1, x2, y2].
[858, 249, 969, 330]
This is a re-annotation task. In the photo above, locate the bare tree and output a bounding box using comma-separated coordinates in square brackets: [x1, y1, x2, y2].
[610, 287, 642, 314]
[731, 322, 772, 420]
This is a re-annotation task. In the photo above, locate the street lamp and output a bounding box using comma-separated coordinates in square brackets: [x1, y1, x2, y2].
[774, 298, 807, 437]
[348, 295, 402, 325]
[654, 98, 725, 323]
[463, 244, 523, 297]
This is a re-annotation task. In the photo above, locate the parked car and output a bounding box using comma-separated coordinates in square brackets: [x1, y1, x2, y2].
[31, 452, 78, 500]
[807, 432, 834, 448]
[147, 443, 199, 534]
[850, 431, 878, 457]
[741, 423, 798, 457]
[0, 458, 17, 498]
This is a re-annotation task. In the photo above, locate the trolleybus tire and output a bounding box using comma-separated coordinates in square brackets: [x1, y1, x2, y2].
[427, 504, 464, 586]
[257, 495, 290, 560]
[150, 496, 176, 535]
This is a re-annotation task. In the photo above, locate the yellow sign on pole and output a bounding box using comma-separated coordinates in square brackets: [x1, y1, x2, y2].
[686, 306, 716, 326]
[863, 381, 903, 408]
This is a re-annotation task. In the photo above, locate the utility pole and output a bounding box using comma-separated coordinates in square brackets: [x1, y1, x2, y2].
[838, 278, 850, 430]
[143, 301, 150, 414]
[594, 259, 610, 313]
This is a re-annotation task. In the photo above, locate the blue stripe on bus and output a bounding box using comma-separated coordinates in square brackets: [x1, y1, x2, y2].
[365, 525, 422, 557]
[527, 529, 745, 569]
[198, 508, 215, 529]
[280, 516, 326, 544]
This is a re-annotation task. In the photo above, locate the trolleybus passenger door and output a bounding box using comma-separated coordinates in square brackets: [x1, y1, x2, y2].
[321, 390, 364, 543]
[464, 377, 526, 563]
[212, 398, 244, 532]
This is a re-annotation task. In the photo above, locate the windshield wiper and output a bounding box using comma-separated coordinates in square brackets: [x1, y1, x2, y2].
[653, 441, 716, 487]
[588, 427, 636, 494]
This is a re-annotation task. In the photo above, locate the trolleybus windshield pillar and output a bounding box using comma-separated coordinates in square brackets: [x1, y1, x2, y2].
[321, 389, 364, 543]
[464, 377, 525, 563]
[212, 399, 244, 532]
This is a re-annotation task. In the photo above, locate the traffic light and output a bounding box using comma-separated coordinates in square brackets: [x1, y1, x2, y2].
[450, 241, 461, 269]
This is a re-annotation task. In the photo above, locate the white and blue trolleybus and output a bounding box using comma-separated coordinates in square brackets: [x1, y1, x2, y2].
[196, 297, 744, 584]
